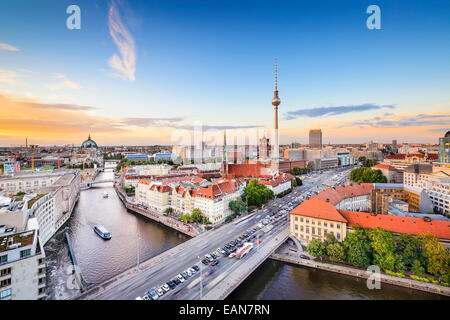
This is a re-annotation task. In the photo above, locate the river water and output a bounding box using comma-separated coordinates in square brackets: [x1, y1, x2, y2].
[44, 163, 446, 300]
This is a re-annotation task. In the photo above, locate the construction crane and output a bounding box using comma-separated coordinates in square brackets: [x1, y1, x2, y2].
[29, 145, 38, 171]
[70, 153, 88, 170]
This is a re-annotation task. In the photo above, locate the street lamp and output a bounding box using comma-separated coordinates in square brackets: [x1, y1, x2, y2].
[197, 255, 203, 299]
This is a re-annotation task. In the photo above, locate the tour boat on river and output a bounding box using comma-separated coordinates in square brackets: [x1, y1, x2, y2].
[94, 225, 111, 239]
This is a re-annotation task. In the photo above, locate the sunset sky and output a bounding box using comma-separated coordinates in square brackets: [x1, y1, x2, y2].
[0, 0, 449, 146]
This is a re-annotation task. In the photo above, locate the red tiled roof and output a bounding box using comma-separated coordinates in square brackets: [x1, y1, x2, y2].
[311, 183, 373, 205]
[373, 164, 401, 171]
[340, 211, 450, 240]
[138, 179, 151, 185]
[290, 199, 348, 223]
[386, 154, 406, 160]
[258, 173, 293, 187]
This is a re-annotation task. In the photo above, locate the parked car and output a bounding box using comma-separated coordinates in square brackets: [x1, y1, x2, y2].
[148, 289, 159, 300]
[229, 252, 236, 258]
[173, 278, 181, 285]
[202, 259, 209, 265]
[167, 281, 176, 289]
[156, 287, 164, 296]
[177, 274, 185, 283]
[142, 294, 150, 300]
[183, 271, 190, 278]
[192, 265, 200, 272]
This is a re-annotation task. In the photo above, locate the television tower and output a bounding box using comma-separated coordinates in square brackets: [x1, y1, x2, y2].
[271, 59, 281, 172]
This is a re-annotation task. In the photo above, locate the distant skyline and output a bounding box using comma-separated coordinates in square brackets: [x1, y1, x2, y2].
[0, 0, 449, 146]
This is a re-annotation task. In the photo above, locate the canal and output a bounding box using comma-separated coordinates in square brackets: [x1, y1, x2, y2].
[45, 163, 446, 300]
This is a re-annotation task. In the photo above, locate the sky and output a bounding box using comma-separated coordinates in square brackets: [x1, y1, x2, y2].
[0, 0, 449, 147]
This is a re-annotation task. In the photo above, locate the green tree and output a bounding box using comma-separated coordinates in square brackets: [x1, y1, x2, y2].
[242, 179, 274, 207]
[306, 239, 326, 259]
[326, 243, 346, 262]
[323, 233, 338, 248]
[418, 233, 449, 281]
[350, 167, 387, 183]
[411, 259, 425, 276]
[165, 207, 173, 214]
[342, 226, 373, 268]
[229, 196, 248, 215]
[394, 233, 422, 270]
[368, 227, 396, 271]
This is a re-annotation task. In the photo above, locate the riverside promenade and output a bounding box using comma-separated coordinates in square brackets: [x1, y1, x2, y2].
[114, 183, 199, 237]
[271, 243, 450, 297]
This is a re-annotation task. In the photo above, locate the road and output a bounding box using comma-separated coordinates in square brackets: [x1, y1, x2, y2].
[84, 168, 351, 300]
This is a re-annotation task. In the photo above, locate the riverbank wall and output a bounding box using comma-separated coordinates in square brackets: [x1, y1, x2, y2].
[113, 183, 199, 237]
[270, 251, 450, 297]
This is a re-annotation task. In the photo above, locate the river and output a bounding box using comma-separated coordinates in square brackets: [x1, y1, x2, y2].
[44, 163, 446, 300]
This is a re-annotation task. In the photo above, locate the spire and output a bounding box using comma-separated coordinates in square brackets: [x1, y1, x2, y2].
[275, 58, 277, 91]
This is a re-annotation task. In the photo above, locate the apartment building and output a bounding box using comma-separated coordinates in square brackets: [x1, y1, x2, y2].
[0, 228, 46, 300]
[290, 198, 348, 244]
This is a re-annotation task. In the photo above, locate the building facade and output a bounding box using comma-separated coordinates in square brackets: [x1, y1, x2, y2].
[309, 129, 322, 149]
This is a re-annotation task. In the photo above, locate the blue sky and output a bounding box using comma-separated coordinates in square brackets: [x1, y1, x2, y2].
[0, 0, 449, 146]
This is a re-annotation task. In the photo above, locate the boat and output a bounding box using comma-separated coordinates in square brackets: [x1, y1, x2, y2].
[103, 191, 109, 198]
[94, 225, 111, 239]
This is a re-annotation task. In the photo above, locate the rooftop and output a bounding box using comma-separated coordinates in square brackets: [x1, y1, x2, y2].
[311, 183, 373, 205]
[290, 198, 348, 223]
[340, 210, 450, 240]
[0, 229, 36, 254]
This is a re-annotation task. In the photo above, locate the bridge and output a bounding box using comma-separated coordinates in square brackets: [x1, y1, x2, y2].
[81, 179, 115, 190]
[75, 210, 291, 300]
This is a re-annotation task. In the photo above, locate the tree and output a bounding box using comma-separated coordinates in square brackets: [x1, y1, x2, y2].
[229, 196, 248, 215]
[349, 167, 387, 183]
[306, 239, 326, 259]
[342, 227, 373, 268]
[418, 233, 449, 281]
[323, 233, 338, 248]
[242, 179, 274, 207]
[368, 227, 396, 271]
[165, 207, 173, 214]
[295, 177, 302, 186]
[411, 259, 425, 276]
[394, 233, 422, 270]
[326, 243, 346, 262]
[191, 208, 207, 223]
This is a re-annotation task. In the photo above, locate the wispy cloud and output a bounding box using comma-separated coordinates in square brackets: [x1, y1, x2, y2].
[338, 113, 450, 129]
[0, 70, 19, 84]
[283, 103, 396, 120]
[47, 74, 81, 90]
[120, 117, 184, 127]
[0, 43, 20, 52]
[107, 0, 136, 81]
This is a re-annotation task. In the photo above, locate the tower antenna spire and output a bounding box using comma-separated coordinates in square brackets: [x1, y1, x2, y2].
[275, 58, 277, 91]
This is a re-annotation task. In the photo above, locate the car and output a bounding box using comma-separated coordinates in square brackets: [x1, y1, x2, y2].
[211, 253, 217, 259]
[182, 271, 189, 279]
[231, 247, 237, 253]
[192, 265, 200, 272]
[229, 252, 236, 258]
[206, 254, 214, 262]
[173, 278, 181, 285]
[186, 269, 192, 277]
[142, 295, 150, 300]
[148, 289, 159, 300]
[156, 287, 164, 296]
[202, 259, 209, 265]
[177, 274, 185, 283]
[210, 260, 217, 266]
[135, 296, 143, 300]
[167, 281, 176, 289]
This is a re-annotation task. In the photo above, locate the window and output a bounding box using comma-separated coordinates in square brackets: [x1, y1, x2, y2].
[300, 217, 303, 222]
[300, 226, 304, 232]
[0, 288, 11, 299]
[311, 220, 315, 225]
[311, 227, 315, 235]
[0, 268, 11, 276]
[306, 227, 309, 234]
[38, 267, 45, 275]
[20, 249, 31, 259]
[0, 278, 11, 288]
[337, 224, 341, 229]
[330, 223, 334, 228]
[38, 287, 45, 295]
[38, 277, 45, 285]
[295, 217, 298, 221]
[0, 255, 7, 264]
[294, 225, 298, 230]
[324, 222, 328, 227]
[337, 233, 341, 240]
[318, 221, 321, 226]
[306, 219, 309, 224]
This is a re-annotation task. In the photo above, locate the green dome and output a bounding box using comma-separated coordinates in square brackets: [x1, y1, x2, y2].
[81, 134, 98, 148]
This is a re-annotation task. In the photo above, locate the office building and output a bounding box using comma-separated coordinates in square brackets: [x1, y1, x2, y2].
[309, 129, 322, 149]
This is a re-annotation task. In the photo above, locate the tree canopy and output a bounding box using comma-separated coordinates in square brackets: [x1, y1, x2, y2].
[349, 167, 387, 183]
[242, 179, 274, 207]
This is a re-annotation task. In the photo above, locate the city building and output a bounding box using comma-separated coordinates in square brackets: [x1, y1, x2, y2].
[336, 153, 355, 167]
[311, 183, 373, 211]
[371, 183, 433, 213]
[289, 198, 450, 246]
[425, 177, 450, 216]
[290, 198, 348, 243]
[438, 131, 450, 164]
[309, 129, 322, 149]
[0, 228, 46, 300]
[258, 173, 293, 195]
[372, 163, 404, 183]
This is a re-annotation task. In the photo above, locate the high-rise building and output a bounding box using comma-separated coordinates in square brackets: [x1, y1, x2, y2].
[438, 131, 450, 164]
[258, 134, 270, 160]
[309, 129, 322, 149]
[392, 139, 398, 153]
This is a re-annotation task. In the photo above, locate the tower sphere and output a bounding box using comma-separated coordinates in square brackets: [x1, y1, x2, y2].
[272, 96, 281, 107]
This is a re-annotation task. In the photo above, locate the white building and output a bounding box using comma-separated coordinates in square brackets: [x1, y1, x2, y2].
[426, 177, 450, 216]
[0, 228, 46, 300]
[258, 173, 293, 196]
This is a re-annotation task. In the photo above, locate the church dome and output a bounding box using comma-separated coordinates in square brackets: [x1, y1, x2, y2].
[81, 134, 98, 148]
[445, 131, 450, 138]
